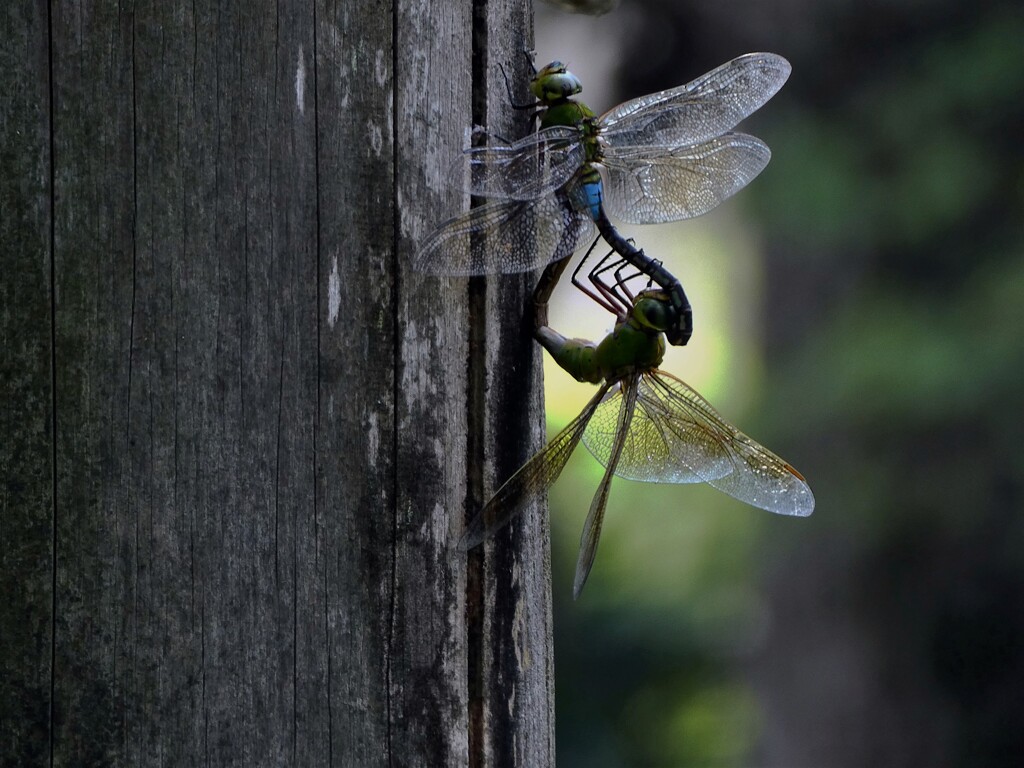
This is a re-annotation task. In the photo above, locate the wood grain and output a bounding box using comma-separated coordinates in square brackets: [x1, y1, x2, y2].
[0, 0, 54, 763]
[1, 0, 552, 765]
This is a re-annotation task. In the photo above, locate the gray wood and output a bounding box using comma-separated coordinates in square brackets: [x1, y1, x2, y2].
[48, 0, 138, 762]
[470, 6, 556, 766]
[315, 0, 399, 762]
[2, 0, 553, 765]
[0, 0, 54, 764]
[390, 0, 553, 764]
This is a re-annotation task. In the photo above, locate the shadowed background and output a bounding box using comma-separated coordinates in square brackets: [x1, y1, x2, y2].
[533, 1, 1024, 765]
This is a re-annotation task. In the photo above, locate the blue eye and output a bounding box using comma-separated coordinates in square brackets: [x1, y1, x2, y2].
[531, 62, 583, 102]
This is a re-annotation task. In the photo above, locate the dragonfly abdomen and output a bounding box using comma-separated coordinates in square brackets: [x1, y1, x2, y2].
[536, 327, 604, 384]
[569, 165, 604, 220]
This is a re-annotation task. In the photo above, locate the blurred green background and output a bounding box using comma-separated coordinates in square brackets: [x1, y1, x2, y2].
[534, 1, 1024, 765]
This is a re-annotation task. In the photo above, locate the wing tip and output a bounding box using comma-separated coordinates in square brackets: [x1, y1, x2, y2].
[737, 51, 792, 90]
[748, 51, 792, 73]
[792, 483, 815, 517]
[456, 530, 482, 552]
[571, 571, 588, 601]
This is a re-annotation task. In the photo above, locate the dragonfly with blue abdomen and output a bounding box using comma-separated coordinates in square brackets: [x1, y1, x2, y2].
[414, 52, 791, 345]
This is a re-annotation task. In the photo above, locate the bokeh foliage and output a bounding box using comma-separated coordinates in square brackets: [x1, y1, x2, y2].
[538, 1, 1024, 765]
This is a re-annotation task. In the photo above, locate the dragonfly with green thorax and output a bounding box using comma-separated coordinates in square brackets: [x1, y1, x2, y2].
[414, 52, 791, 346]
[461, 244, 814, 599]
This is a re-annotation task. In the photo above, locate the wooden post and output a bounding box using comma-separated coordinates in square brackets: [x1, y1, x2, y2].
[0, 1, 553, 765]
[1, 1, 55, 764]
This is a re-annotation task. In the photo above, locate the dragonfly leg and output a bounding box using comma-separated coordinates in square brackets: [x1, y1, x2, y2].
[570, 237, 622, 318]
[594, 206, 694, 345]
[587, 248, 634, 317]
[497, 61, 537, 111]
[613, 257, 654, 298]
[522, 48, 537, 74]
[588, 243, 663, 317]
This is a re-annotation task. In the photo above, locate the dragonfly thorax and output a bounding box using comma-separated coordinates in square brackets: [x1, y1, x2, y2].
[540, 100, 596, 130]
[593, 317, 666, 383]
[537, 316, 665, 385]
[581, 118, 603, 163]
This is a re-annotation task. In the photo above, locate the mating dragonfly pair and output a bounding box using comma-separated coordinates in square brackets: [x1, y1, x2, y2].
[415, 52, 814, 598]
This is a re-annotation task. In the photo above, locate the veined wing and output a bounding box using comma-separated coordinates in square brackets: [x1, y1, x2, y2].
[459, 383, 612, 550]
[452, 125, 586, 200]
[602, 133, 771, 224]
[573, 377, 638, 599]
[582, 376, 733, 485]
[412, 191, 595, 275]
[599, 53, 791, 149]
[631, 371, 814, 515]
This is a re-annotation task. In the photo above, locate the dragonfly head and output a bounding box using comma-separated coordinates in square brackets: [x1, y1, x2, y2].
[530, 61, 583, 105]
[631, 290, 675, 333]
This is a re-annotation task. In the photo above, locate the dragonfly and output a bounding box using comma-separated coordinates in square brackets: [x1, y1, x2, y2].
[414, 52, 791, 345]
[461, 243, 814, 599]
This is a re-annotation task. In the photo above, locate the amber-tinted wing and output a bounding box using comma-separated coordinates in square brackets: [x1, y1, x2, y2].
[582, 371, 814, 516]
[459, 383, 612, 550]
[573, 378, 638, 599]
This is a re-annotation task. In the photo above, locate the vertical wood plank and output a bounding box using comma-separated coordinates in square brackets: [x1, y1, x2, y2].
[129, 0, 320, 762]
[48, 0, 323, 762]
[476, 3, 556, 766]
[0, 0, 53, 763]
[49, 0, 138, 761]
[313, 0, 399, 763]
[3, 1, 553, 764]
[391, 0, 473, 763]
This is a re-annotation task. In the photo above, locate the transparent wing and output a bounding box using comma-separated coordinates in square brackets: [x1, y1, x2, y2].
[602, 133, 771, 224]
[583, 375, 729, 484]
[583, 371, 814, 516]
[451, 126, 587, 200]
[459, 384, 611, 550]
[573, 378, 638, 599]
[412, 192, 596, 275]
[599, 53, 791, 149]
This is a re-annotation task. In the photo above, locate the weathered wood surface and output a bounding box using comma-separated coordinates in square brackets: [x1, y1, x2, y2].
[469, 6, 555, 765]
[1, 0, 54, 764]
[0, 0, 552, 765]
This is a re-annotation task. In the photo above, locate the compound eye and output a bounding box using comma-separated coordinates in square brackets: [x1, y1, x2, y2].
[634, 297, 673, 332]
[530, 63, 582, 102]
